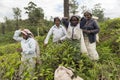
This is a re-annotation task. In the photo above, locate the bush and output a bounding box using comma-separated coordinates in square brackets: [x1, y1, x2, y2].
[0, 18, 120, 80]
[99, 18, 120, 54]
[0, 43, 20, 56]
[0, 32, 15, 45]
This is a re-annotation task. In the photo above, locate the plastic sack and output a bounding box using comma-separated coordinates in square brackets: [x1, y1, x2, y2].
[54, 66, 83, 80]
[80, 29, 88, 54]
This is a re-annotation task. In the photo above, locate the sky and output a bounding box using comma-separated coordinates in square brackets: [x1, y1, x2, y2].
[0, 0, 120, 22]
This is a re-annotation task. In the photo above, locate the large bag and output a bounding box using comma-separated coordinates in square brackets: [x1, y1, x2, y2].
[54, 66, 83, 80]
[96, 33, 99, 43]
[80, 29, 88, 54]
[54, 66, 73, 80]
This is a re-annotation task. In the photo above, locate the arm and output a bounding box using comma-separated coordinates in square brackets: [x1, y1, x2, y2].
[13, 30, 23, 42]
[44, 27, 53, 44]
[80, 17, 87, 29]
[90, 20, 100, 34]
[62, 18, 69, 29]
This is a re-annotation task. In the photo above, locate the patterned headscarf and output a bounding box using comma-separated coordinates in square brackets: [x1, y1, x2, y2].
[21, 29, 34, 38]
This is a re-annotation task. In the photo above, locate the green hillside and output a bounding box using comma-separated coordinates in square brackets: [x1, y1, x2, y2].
[0, 18, 120, 80]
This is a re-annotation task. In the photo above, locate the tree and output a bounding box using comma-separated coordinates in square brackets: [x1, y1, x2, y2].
[64, 0, 69, 18]
[69, 0, 79, 15]
[24, 1, 44, 26]
[13, 7, 21, 29]
[81, 5, 88, 14]
[4, 17, 14, 32]
[92, 3, 104, 22]
[1, 23, 5, 34]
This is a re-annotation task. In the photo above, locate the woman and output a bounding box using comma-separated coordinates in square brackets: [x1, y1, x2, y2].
[13, 29, 40, 78]
[80, 11, 100, 60]
[44, 17, 67, 46]
[62, 15, 87, 64]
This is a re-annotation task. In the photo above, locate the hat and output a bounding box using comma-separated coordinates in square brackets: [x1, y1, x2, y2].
[70, 15, 80, 22]
[84, 10, 92, 16]
[21, 29, 34, 37]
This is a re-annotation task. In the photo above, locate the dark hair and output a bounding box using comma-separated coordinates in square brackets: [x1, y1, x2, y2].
[70, 16, 79, 22]
[54, 17, 61, 23]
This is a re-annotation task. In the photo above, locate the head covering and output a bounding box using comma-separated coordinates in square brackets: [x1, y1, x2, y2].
[84, 10, 92, 16]
[21, 29, 34, 37]
[92, 16, 99, 20]
[69, 15, 80, 22]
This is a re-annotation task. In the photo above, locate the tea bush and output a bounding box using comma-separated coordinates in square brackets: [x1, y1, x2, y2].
[0, 18, 120, 80]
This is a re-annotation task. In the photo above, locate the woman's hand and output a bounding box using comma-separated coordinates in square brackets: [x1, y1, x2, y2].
[17, 48, 22, 52]
[83, 30, 91, 34]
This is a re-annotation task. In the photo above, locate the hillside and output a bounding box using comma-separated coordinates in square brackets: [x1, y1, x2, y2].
[0, 18, 120, 80]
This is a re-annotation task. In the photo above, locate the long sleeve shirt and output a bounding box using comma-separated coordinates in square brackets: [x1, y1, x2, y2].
[67, 23, 82, 40]
[44, 25, 67, 44]
[80, 18, 100, 43]
[13, 30, 37, 55]
[80, 17, 87, 29]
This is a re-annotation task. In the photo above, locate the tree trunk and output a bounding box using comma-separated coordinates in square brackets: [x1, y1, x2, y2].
[64, 0, 69, 18]
[1, 23, 5, 34]
[16, 17, 19, 30]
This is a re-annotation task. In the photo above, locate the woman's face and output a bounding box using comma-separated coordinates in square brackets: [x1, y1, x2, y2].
[70, 17, 79, 26]
[55, 19, 60, 27]
[84, 12, 92, 20]
[22, 33, 27, 40]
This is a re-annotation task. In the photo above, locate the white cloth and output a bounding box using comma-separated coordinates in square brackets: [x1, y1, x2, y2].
[44, 25, 67, 44]
[84, 36, 99, 60]
[13, 30, 37, 55]
[54, 66, 83, 80]
[54, 66, 73, 80]
[19, 53, 36, 78]
[13, 30, 38, 77]
[80, 30, 88, 54]
[96, 33, 99, 43]
[67, 23, 88, 54]
[67, 23, 82, 40]
[73, 76, 84, 80]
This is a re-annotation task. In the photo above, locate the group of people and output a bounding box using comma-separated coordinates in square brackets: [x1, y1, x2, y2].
[44, 11, 100, 60]
[13, 11, 100, 79]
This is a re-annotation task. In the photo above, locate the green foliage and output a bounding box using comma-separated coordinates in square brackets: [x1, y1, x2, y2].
[12, 7, 22, 29]
[69, 0, 79, 15]
[0, 43, 20, 55]
[20, 22, 52, 36]
[0, 18, 120, 80]
[92, 3, 104, 22]
[0, 53, 20, 80]
[24, 1, 44, 26]
[80, 5, 88, 14]
[3, 17, 16, 32]
[0, 32, 15, 45]
[0, 19, 53, 45]
[99, 18, 120, 54]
